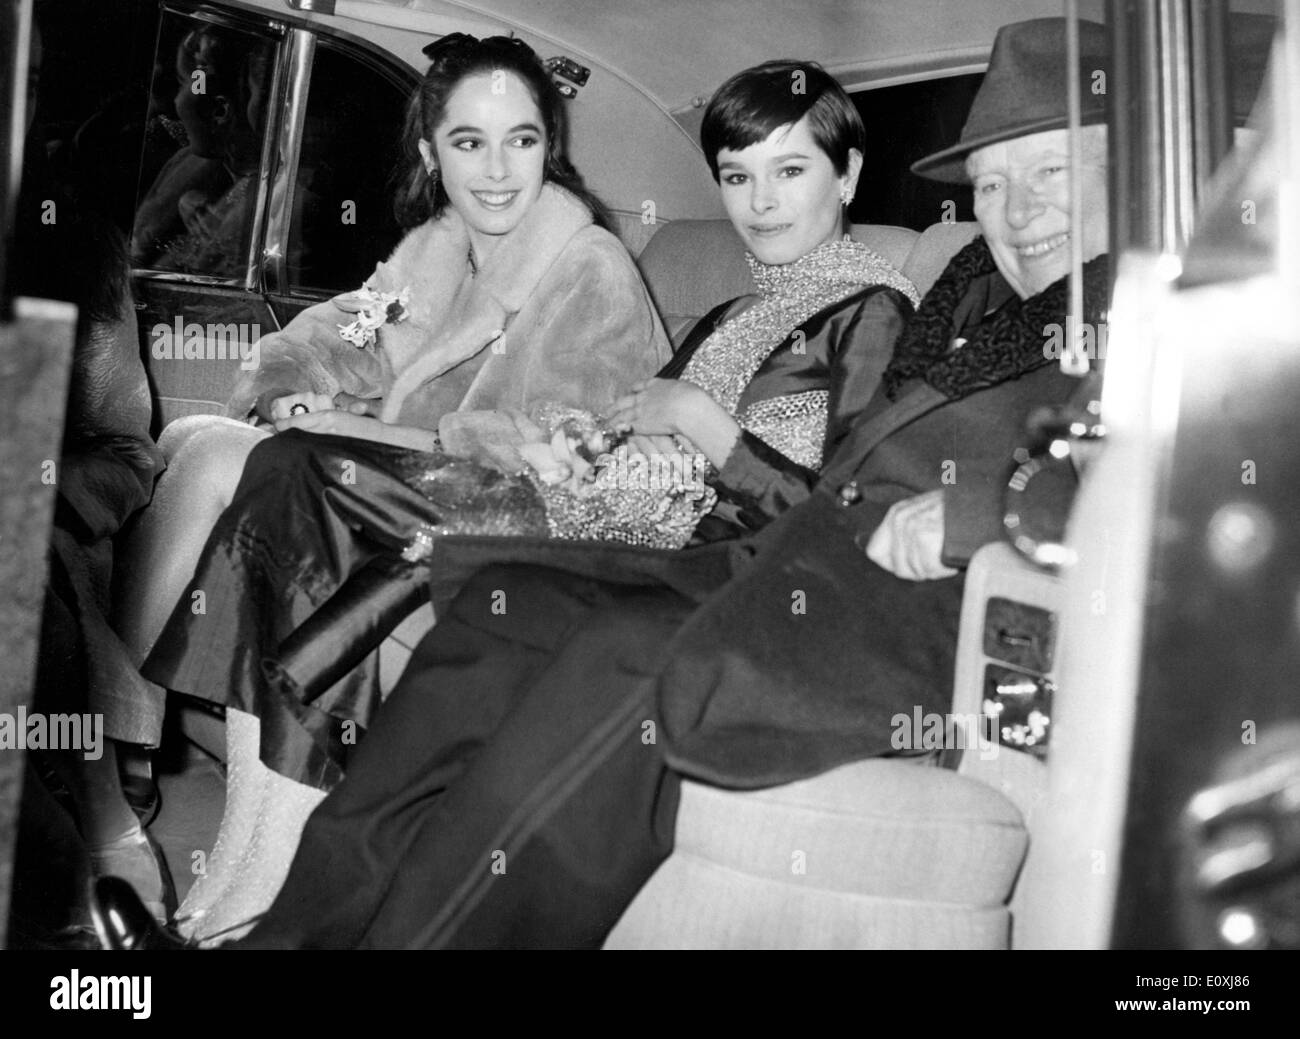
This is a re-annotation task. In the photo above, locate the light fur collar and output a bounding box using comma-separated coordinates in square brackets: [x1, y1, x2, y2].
[380, 183, 594, 422]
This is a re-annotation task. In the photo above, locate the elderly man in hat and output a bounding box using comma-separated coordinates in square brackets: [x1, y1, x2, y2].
[96, 18, 1112, 950]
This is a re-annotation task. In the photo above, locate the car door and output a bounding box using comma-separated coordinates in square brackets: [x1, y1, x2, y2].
[128, 1, 413, 431]
[1016, 0, 1290, 951]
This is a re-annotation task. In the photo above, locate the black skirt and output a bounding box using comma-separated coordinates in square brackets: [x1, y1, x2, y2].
[141, 429, 547, 789]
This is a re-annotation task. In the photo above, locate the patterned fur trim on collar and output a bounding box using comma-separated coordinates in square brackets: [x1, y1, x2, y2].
[882, 235, 1109, 400]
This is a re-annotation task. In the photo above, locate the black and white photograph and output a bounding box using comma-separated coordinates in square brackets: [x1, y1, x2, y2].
[0, 0, 1295, 1010]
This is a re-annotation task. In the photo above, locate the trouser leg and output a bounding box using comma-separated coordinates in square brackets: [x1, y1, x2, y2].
[358, 592, 685, 949]
[397, 713, 679, 949]
[240, 564, 686, 948]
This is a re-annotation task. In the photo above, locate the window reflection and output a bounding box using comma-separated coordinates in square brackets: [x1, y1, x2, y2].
[131, 16, 275, 280]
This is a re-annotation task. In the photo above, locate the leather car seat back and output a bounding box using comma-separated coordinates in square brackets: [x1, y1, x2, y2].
[634, 218, 980, 344]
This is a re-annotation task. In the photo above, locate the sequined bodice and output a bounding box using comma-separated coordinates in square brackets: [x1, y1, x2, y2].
[678, 238, 919, 468]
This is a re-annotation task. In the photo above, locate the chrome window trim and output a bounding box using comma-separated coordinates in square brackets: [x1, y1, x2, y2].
[1106, 0, 1198, 259]
[130, 269, 251, 288]
[159, 0, 286, 35]
[242, 37, 288, 291]
[1158, 0, 1197, 249]
[1286, 0, 1300, 283]
[261, 27, 315, 297]
[1189, 0, 1236, 191]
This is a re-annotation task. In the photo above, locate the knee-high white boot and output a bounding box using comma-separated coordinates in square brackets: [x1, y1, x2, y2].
[174, 710, 325, 945]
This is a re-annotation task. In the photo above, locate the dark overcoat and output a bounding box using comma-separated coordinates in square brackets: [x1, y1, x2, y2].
[424, 270, 1079, 789]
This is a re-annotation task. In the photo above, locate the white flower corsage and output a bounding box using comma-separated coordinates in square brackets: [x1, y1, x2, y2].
[338, 285, 411, 348]
[517, 421, 617, 495]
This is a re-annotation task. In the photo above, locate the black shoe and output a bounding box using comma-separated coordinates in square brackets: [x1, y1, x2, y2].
[87, 826, 178, 924]
[89, 877, 194, 950]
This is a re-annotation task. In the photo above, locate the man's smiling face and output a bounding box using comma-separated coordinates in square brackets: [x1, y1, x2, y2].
[967, 126, 1109, 299]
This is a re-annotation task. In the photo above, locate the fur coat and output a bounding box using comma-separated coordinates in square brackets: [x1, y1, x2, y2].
[226, 184, 670, 446]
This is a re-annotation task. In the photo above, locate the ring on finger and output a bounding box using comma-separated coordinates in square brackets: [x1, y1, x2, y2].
[289, 403, 309, 416]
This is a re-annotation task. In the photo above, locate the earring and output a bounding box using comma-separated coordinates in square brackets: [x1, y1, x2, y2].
[426, 166, 440, 194]
[840, 187, 853, 206]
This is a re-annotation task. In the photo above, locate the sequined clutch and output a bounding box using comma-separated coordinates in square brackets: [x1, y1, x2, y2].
[534, 456, 717, 550]
[521, 405, 717, 551]
[397, 406, 718, 560]
[397, 454, 550, 561]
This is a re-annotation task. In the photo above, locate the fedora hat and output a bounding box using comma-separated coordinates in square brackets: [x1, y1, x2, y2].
[912, 17, 1110, 184]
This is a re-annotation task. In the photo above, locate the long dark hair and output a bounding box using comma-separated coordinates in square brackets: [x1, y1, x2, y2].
[393, 34, 609, 231]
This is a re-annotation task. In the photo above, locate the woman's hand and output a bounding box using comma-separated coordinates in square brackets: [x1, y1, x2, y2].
[626, 434, 686, 459]
[273, 411, 438, 452]
[333, 391, 383, 417]
[266, 391, 335, 422]
[331, 291, 370, 314]
[608, 379, 702, 437]
[608, 379, 739, 469]
[274, 410, 382, 438]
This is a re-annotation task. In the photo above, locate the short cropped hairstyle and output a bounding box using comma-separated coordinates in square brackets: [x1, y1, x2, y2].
[700, 60, 865, 181]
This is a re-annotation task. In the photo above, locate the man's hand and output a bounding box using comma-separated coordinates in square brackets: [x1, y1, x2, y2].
[865, 489, 960, 580]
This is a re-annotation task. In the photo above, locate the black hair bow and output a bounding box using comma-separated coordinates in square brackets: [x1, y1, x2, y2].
[422, 33, 534, 60]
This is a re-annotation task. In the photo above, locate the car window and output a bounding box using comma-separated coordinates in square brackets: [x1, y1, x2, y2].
[129, 10, 278, 282]
[1187, 3, 1278, 191]
[27, 0, 159, 234]
[285, 40, 407, 295]
[1180, 4, 1284, 287]
[850, 74, 982, 230]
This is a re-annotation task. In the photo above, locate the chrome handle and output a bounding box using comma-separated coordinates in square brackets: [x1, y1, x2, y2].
[1003, 401, 1105, 570]
[982, 665, 1053, 755]
[1180, 723, 1300, 949]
